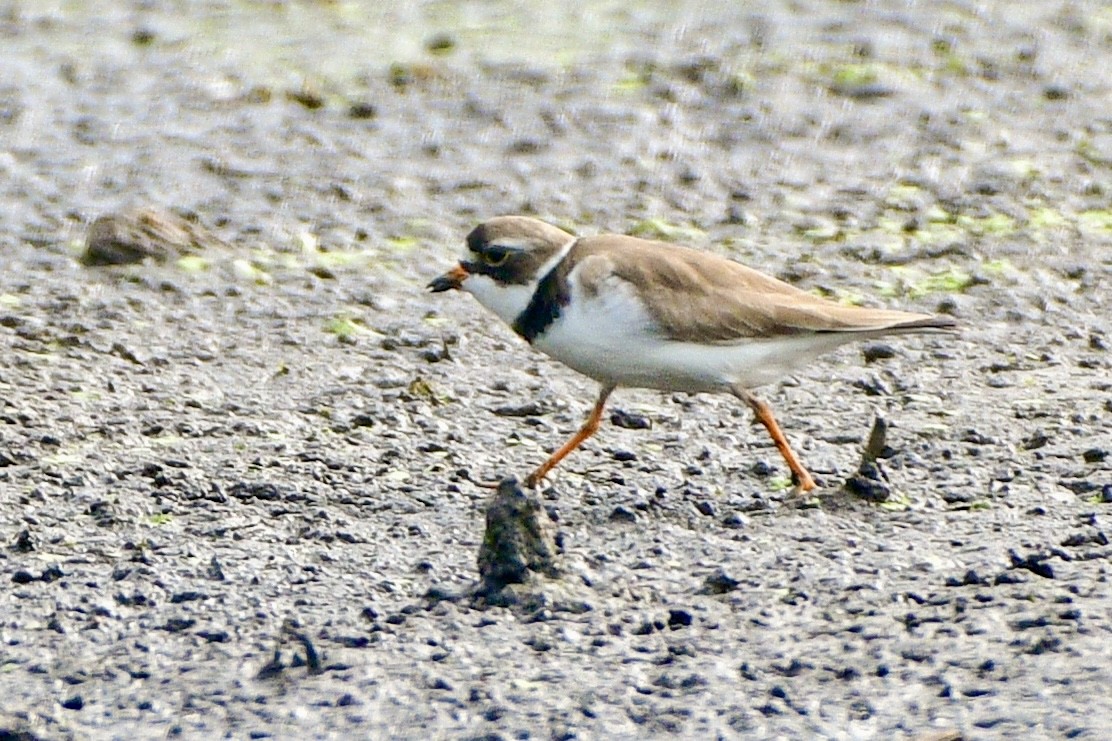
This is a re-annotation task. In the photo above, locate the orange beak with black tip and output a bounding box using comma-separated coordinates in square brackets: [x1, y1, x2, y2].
[427, 264, 469, 293]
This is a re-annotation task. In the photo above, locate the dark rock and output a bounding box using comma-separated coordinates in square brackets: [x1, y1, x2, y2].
[1082, 448, 1107, 463]
[722, 513, 748, 528]
[1009, 550, 1055, 579]
[941, 489, 976, 504]
[862, 343, 897, 363]
[170, 591, 207, 604]
[424, 33, 456, 54]
[945, 570, 987, 587]
[492, 401, 549, 418]
[667, 609, 693, 629]
[12, 529, 34, 553]
[844, 460, 891, 502]
[477, 478, 559, 588]
[961, 429, 996, 445]
[608, 506, 637, 523]
[197, 630, 229, 643]
[772, 658, 812, 677]
[350, 413, 376, 428]
[348, 102, 378, 120]
[1022, 431, 1050, 450]
[694, 500, 715, 516]
[82, 207, 225, 266]
[750, 460, 775, 477]
[163, 618, 196, 632]
[1043, 84, 1070, 100]
[702, 569, 741, 594]
[286, 87, 325, 110]
[610, 409, 652, 430]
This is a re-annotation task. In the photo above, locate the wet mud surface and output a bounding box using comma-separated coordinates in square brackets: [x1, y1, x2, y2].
[1, 1, 1110, 738]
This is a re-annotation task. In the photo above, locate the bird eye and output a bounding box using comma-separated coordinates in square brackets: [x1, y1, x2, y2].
[482, 247, 510, 267]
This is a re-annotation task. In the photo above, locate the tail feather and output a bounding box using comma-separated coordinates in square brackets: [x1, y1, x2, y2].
[811, 308, 958, 335]
[882, 313, 958, 333]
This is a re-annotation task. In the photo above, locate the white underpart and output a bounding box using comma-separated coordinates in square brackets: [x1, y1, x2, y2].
[461, 274, 535, 327]
[533, 267, 867, 392]
[461, 240, 576, 327]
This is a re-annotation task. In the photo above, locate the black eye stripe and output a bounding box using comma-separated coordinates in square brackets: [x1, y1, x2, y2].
[474, 243, 520, 259]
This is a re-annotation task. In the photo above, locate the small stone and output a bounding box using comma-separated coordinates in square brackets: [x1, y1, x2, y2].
[844, 461, 891, 502]
[197, 630, 229, 643]
[1082, 448, 1107, 463]
[1009, 550, 1055, 579]
[609, 506, 637, 523]
[13, 529, 34, 553]
[862, 343, 897, 363]
[941, 490, 976, 504]
[1043, 84, 1070, 100]
[425, 32, 456, 54]
[163, 618, 196, 632]
[945, 570, 986, 587]
[286, 87, 325, 110]
[702, 569, 741, 594]
[492, 401, 549, 418]
[348, 102, 377, 120]
[610, 409, 651, 430]
[350, 413, 376, 428]
[722, 513, 748, 529]
[82, 207, 225, 266]
[1022, 431, 1050, 450]
[667, 609, 693, 629]
[750, 460, 775, 477]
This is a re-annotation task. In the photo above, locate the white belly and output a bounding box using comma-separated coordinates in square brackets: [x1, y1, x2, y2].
[531, 277, 855, 392]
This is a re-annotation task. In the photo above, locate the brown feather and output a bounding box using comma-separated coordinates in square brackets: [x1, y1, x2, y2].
[564, 235, 956, 344]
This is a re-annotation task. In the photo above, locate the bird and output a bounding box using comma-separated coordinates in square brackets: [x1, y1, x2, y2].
[428, 216, 956, 492]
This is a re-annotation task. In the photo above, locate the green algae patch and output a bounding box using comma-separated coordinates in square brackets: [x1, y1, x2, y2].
[955, 212, 1016, 237]
[876, 266, 977, 299]
[1027, 207, 1068, 230]
[629, 218, 705, 242]
[324, 312, 371, 341]
[176, 255, 212, 273]
[232, 258, 273, 285]
[1078, 209, 1112, 234]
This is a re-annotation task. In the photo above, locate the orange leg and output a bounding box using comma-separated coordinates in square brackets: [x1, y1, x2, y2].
[525, 385, 615, 488]
[731, 386, 817, 492]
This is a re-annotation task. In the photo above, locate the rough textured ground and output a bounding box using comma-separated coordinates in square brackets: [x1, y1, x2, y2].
[1, 1, 1110, 739]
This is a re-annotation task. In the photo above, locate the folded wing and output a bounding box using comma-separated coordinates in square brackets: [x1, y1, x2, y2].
[572, 236, 956, 344]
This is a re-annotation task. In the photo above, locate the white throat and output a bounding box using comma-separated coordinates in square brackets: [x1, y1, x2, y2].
[462, 240, 576, 327]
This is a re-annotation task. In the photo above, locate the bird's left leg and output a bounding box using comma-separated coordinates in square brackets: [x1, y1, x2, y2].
[525, 384, 616, 488]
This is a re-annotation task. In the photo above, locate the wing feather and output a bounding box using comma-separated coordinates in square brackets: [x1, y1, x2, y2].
[569, 236, 954, 344]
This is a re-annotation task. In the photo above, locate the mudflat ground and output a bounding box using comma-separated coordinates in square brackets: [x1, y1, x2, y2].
[1, 1, 1110, 739]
